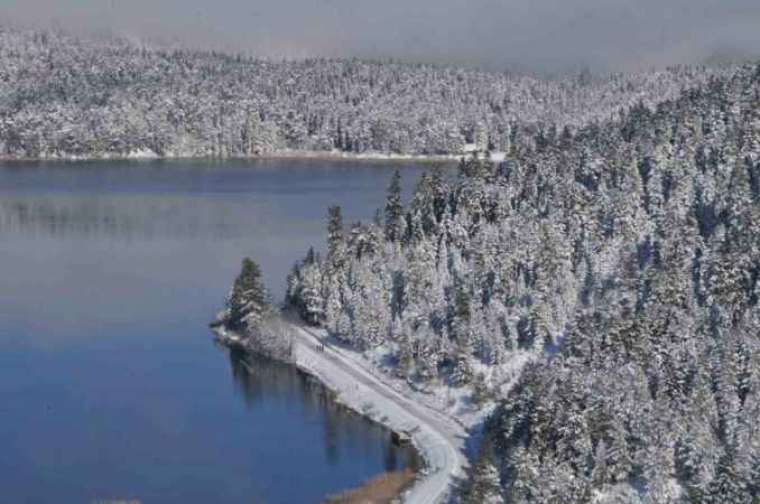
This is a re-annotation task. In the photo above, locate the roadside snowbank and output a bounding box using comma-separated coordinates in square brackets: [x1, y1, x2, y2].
[214, 317, 531, 503]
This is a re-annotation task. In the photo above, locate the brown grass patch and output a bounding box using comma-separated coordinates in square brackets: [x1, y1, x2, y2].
[322, 468, 417, 504]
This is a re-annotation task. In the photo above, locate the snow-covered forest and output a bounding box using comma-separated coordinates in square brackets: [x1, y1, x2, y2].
[27, 22, 757, 503]
[283, 62, 760, 503]
[0, 28, 735, 159]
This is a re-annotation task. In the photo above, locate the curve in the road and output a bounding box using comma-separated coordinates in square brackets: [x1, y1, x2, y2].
[290, 322, 467, 504]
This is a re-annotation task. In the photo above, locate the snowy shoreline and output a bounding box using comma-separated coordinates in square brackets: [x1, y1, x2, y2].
[212, 319, 473, 504]
[0, 148, 505, 164]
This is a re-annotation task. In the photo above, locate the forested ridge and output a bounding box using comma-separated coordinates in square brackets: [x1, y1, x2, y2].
[283, 63, 760, 503]
[0, 27, 733, 159]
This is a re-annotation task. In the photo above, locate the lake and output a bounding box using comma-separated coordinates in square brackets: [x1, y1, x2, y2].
[0, 159, 450, 504]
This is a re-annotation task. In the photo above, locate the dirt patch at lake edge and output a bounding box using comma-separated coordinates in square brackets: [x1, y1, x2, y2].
[322, 469, 417, 504]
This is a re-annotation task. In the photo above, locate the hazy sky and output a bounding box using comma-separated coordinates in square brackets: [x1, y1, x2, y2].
[1, 0, 759, 72]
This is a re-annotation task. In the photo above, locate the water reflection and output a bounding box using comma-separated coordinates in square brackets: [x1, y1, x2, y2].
[0, 196, 264, 240]
[0, 159, 445, 504]
[226, 348, 420, 473]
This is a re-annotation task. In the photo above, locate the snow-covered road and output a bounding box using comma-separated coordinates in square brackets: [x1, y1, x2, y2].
[287, 321, 469, 504]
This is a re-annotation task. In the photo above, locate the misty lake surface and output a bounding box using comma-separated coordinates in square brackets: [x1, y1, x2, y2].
[0, 159, 449, 504]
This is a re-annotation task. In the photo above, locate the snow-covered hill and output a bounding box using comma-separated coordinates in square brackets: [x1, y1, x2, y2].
[0, 28, 734, 160]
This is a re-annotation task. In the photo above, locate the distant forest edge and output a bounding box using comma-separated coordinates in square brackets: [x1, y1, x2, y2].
[0, 27, 743, 160]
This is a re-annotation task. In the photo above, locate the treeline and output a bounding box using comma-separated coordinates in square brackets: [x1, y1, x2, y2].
[0, 27, 731, 159]
[285, 63, 760, 503]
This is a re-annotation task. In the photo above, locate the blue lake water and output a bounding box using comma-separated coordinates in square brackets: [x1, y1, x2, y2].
[0, 159, 449, 504]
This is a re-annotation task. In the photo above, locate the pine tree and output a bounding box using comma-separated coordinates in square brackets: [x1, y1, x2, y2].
[748, 451, 760, 502]
[707, 451, 750, 504]
[327, 205, 344, 264]
[464, 443, 504, 504]
[452, 347, 474, 386]
[509, 447, 541, 503]
[298, 260, 324, 325]
[227, 257, 269, 333]
[452, 278, 473, 346]
[385, 169, 404, 242]
[397, 334, 415, 378]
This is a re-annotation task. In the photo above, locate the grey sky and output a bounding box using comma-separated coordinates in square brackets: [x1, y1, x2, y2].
[1, 0, 759, 71]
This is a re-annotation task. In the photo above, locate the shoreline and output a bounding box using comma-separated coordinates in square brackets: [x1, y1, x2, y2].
[212, 319, 468, 504]
[0, 147, 508, 165]
[0, 150, 470, 165]
[212, 324, 430, 502]
[222, 338, 424, 504]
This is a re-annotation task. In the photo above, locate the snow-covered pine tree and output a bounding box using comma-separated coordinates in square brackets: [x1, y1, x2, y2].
[463, 442, 504, 504]
[227, 257, 269, 333]
[385, 169, 404, 242]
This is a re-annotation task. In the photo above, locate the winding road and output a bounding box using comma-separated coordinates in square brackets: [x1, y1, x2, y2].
[288, 321, 468, 504]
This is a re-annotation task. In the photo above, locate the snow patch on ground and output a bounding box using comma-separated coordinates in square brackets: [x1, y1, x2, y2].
[126, 148, 160, 159]
[358, 342, 533, 430]
[30, 148, 162, 161]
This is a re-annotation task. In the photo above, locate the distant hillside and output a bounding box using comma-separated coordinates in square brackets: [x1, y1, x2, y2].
[0, 28, 734, 159]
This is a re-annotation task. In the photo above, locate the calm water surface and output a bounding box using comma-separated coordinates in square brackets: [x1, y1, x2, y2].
[0, 159, 448, 504]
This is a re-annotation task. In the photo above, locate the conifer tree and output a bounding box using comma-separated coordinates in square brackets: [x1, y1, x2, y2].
[227, 257, 269, 333]
[385, 169, 404, 242]
[464, 442, 504, 504]
[327, 205, 344, 264]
